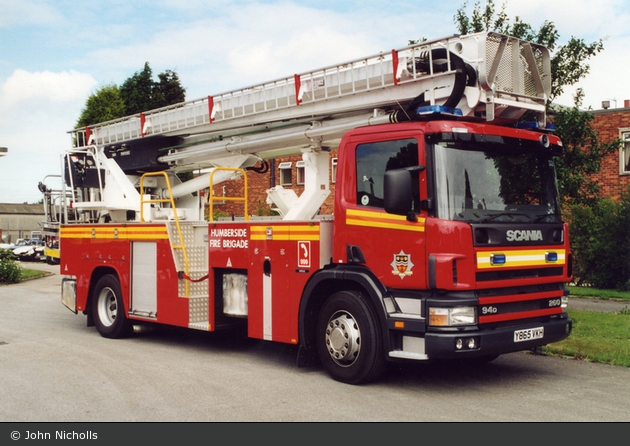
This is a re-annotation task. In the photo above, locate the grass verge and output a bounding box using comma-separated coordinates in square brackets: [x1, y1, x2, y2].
[19, 268, 49, 281]
[541, 309, 630, 367]
[568, 285, 630, 301]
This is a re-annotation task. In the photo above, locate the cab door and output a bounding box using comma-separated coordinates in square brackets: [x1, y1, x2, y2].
[336, 127, 428, 290]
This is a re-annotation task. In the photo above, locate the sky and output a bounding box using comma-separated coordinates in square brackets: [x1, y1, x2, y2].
[1, 0, 629, 204]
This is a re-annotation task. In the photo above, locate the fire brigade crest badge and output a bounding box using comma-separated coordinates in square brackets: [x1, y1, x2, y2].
[391, 250, 414, 279]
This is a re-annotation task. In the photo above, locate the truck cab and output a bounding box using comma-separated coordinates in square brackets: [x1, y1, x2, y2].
[301, 117, 571, 381]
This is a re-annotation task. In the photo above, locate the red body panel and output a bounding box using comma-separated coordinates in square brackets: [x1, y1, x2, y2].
[60, 224, 184, 325]
[208, 221, 328, 344]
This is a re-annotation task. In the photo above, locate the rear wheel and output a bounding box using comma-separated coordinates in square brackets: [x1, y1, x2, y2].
[316, 290, 386, 385]
[92, 274, 132, 339]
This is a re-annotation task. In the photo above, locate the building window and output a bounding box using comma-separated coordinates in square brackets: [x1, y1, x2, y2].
[296, 161, 305, 185]
[279, 161, 292, 186]
[331, 158, 338, 183]
[621, 130, 630, 174]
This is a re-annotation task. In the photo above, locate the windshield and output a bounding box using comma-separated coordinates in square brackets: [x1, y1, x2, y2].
[432, 140, 561, 224]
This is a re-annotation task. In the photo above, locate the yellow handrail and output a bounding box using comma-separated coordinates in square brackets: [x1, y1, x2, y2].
[139, 172, 190, 297]
[208, 167, 249, 221]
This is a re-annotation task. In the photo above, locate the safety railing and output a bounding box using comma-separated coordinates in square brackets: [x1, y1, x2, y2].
[139, 171, 190, 298]
[68, 34, 469, 148]
[208, 167, 249, 221]
[69, 32, 551, 148]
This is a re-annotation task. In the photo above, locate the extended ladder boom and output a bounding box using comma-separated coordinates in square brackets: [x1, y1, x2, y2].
[70, 32, 551, 169]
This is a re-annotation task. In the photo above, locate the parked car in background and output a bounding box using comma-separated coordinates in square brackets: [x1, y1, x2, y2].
[2, 238, 27, 251]
[10, 239, 45, 262]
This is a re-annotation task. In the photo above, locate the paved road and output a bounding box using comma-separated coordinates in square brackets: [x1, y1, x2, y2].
[568, 295, 629, 313]
[1, 262, 629, 422]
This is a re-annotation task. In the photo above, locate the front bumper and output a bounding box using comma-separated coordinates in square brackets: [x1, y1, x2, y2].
[423, 316, 572, 359]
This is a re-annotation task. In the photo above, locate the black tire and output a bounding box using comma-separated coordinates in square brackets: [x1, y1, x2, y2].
[316, 290, 387, 385]
[92, 274, 133, 339]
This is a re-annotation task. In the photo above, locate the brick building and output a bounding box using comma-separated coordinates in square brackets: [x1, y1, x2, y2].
[589, 100, 630, 200]
[211, 149, 339, 219]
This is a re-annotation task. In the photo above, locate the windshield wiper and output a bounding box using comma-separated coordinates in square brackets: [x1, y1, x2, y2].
[478, 212, 529, 223]
[532, 213, 561, 223]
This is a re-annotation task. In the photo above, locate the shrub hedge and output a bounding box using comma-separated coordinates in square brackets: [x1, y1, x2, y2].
[568, 190, 630, 290]
[0, 248, 21, 284]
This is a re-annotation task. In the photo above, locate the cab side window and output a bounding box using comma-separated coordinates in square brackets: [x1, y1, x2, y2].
[356, 138, 419, 209]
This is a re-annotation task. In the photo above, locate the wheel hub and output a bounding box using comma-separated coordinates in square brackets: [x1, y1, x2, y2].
[97, 287, 117, 327]
[325, 311, 361, 366]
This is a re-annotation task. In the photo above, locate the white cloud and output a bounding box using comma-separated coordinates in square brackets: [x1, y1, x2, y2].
[556, 37, 630, 109]
[0, 0, 65, 28]
[471, 0, 627, 41]
[1, 69, 97, 106]
[0, 69, 97, 203]
[80, 2, 393, 98]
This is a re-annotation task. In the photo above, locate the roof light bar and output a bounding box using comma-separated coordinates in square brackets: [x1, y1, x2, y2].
[415, 105, 463, 117]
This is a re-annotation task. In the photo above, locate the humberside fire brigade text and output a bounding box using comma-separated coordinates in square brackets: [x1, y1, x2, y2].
[209, 227, 248, 249]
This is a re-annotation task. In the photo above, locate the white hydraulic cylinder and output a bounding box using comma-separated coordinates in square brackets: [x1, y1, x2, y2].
[280, 150, 330, 221]
[166, 169, 236, 199]
[165, 154, 259, 199]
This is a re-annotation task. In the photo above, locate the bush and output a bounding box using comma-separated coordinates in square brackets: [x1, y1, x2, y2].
[0, 248, 21, 284]
[568, 190, 630, 289]
[254, 199, 279, 217]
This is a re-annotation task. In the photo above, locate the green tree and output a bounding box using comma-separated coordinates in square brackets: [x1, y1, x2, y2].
[120, 62, 158, 115]
[551, 91, 619, 206]
[454, 1, 628, 289]
[154, 70, 186, 108]
[76, 84, 126, 128]
[120, 62, 186, 115]
[453, 0, 613, 206]
[76, 63, 186, 128]
[454, 0, 604, 102]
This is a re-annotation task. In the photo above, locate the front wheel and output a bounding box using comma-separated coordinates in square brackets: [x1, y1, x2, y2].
[92, 274, 133, 339]
[316, 290, 386, 385]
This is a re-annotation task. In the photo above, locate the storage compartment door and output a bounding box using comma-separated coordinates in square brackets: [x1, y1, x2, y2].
[131, 241, 157, 318]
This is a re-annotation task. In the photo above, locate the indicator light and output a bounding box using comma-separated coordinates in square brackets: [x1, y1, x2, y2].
[545, 251, 558, 262]
[490, 253, 506, 265]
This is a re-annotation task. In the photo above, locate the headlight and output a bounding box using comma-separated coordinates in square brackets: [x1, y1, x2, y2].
[429, 306, 477, 326]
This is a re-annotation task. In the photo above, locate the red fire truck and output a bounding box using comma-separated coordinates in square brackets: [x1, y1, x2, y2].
[57, 32, 572, 384]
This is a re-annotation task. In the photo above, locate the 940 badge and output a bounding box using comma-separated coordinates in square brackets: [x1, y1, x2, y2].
[391, 250, 414, 279]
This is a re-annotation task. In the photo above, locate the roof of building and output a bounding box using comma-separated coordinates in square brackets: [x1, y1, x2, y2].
[589, 106, 630, 116]
[0, 203, 44, 215]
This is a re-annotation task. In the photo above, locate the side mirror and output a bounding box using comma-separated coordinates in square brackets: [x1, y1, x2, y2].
[384, 165, 425, 220]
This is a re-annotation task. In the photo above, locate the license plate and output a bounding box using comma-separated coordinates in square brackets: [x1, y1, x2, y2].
[514, 327, 544, 343]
